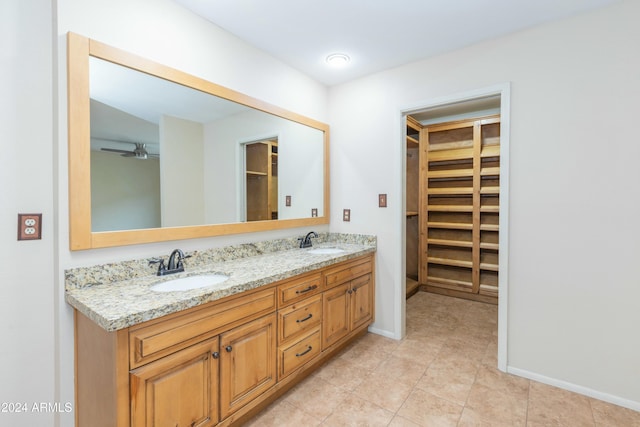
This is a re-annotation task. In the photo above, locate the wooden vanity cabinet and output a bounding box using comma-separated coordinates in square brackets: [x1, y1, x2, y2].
[130, 337, 220, 427]
[219, 314, 276, 419]
[74, 253, 374, 427]
[322, 257, 374, 349]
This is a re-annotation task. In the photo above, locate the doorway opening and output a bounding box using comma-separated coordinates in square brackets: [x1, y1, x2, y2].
[401, 84, 510, 371]
[241, 138, 279, 222]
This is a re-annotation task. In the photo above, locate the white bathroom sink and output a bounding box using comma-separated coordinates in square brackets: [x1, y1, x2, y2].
[150, 274, 229, 292]
[307, 247, 345, 255]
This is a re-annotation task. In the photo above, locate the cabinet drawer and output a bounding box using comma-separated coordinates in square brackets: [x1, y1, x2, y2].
[278, 328, 321, 379]
[129, 288, 276, 368]
[277, 272, 321, 307]
[278, 294, 322, 344]
[324, 256, 372, 289]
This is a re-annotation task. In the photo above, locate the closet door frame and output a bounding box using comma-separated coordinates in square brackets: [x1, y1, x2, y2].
[400, 82, 510, 373]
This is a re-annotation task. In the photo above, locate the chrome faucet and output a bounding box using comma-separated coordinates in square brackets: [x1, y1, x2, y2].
[149, 249, 190, 276]
[299, 231, 318, 248]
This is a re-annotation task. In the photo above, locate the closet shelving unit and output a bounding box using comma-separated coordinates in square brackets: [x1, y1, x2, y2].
[405, 117, 422, 297]
[420, 115, 500, 304]
[246, 140, 278, 221]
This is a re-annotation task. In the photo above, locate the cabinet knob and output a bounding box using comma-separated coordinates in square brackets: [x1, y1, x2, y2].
[347, 289, 353, 294]
[212, 352, 219, 359]
[225, 345, 233, 352]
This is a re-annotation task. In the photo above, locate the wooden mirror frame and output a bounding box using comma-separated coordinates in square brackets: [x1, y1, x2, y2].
[67, 32, 330, 250]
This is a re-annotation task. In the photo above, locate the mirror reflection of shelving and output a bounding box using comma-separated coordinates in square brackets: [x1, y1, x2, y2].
[246, 139, 278, 221]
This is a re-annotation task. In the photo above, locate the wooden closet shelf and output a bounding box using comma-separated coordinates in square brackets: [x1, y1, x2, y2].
[480, 263, 499, 271]
[428, 239, 473, 248]
[427, 257, 472, 269]
[480, 186, 500, 195]
[428, 169, 474, 179]
[428, 148, 474, 162]
[428, 222, 473, 230]
[406, 211, 419, 217]
[481, 145, 500, 158]
[480, 167, 500, 176]
[428, 187, 474, 195]
[480, 206, 499, 213]
[480, 242, 499, 250]
[426, 276, 473, 290]
[246, 170, 268, 176]
[406, 135, 419, 146]
[406, 277, 420, 297]
[480, 224, 499, 231]
[479, 284, 499, 296]
[428, 205, 474, 212]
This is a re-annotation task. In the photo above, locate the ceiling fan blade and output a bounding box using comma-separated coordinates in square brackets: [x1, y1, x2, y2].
[101, 148, 131, 155]
[100, 145, 158, 159]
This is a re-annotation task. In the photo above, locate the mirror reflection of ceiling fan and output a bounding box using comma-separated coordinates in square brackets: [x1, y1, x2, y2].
[98, 140, 159, 160]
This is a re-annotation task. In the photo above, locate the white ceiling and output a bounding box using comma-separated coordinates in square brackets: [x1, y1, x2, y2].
[173, 0, 620, 86]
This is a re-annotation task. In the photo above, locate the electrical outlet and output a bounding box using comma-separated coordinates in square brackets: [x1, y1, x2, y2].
[311, 208, 318, 217]
[343, 209, 351, 222]
[379, 194, 387, 207]
[18, 213, 42, 240]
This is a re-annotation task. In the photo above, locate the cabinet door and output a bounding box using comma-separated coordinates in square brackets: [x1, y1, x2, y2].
[130, 337, 219, 427]
[219, 314, 276, 419]
[350, 274, 373, 331]
[322, 282, 351, 349]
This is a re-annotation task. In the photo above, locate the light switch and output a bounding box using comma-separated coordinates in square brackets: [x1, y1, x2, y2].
[379, 194, 387, 207]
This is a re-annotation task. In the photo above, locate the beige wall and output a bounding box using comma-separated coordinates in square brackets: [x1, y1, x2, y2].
[0, 0, 56, 426]
[328, 0, 640, 409]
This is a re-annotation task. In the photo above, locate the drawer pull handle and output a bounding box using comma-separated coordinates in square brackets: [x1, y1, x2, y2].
[225, 345, 233, 353]
[212, 352, 220, 359]
[296, 285, 318, 294]
[296, 313, 313, 323]
[296, 346, 313, 357]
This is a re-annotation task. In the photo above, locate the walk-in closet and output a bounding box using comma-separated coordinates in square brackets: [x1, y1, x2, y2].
[406, 98, 501, 305]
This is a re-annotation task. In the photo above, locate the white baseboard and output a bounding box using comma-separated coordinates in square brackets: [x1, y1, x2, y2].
[508, 366, 640, 412]
[367, 326, 400, 340]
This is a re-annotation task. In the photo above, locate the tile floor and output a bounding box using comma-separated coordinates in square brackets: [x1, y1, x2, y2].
[246, 291, 640, 426]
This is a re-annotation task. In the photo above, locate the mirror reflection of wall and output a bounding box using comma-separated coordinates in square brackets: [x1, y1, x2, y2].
[90, 152, 161, 231]
[88, 55, 325, 232]
[160, 115, 204, 227]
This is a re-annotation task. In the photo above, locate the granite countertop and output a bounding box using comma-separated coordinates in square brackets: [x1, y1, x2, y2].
[65, 234, 375, 332]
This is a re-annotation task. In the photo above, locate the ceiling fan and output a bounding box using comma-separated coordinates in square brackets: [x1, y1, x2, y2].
[100, 141, 158, 160]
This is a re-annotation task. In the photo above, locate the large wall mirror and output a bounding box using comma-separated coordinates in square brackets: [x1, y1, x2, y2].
[67, 33, 329, 250]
